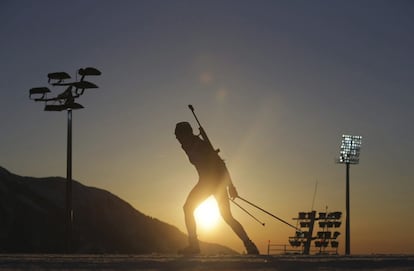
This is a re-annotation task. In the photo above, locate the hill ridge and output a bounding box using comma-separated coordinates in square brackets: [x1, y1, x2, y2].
[0, 166, 236, 254]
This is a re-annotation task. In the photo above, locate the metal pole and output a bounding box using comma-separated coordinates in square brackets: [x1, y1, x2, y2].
[66, 109, 73, 253]
[345, 162, 350, 255]
[29, 67, 101, 253]
[303, 211, 316, 255]
[230, 198, 265, 226]
[237, 196, 301, 231]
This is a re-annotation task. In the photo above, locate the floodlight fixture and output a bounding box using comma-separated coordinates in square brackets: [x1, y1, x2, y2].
[29, 87, 51, 100]
[47, 72, 71, 83]
[78, 67, 101, 76]
[73, 81, 98, 89]
[44, 102, 84, 112]
[44, 104, 66, 111]
[29, 87, 51, 95]
[64, 101, 84, 110]
[338, 135, 362, 164]
[337, 134, 362, 256]
[53, 81, 98, 89]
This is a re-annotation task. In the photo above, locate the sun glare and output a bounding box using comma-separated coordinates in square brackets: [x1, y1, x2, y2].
[194, 197, 220, 230]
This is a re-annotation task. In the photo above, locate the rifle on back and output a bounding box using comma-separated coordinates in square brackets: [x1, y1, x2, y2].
[188, 104, 220, 154]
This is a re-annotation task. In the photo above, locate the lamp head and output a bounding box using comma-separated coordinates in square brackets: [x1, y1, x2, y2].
[44, 101, 84, 111]
[78, 67, 101, 76]
[44, 104, 66, 111]
[48, 72, 71, 83]
[29, 87, 51, 100]
[72, 81, 98, 89]
[65, 101, 84, 110]
[338, 134, 362, 164]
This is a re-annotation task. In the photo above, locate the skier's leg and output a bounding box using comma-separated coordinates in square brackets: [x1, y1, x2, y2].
[181, 182, 211, 254]
[215, 188, 259, 254]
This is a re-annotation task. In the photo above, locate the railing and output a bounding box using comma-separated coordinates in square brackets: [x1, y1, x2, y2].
[267, 241, 303, 255]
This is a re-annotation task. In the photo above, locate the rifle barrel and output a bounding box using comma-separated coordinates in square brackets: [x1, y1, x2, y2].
[188, 104, 202, 128]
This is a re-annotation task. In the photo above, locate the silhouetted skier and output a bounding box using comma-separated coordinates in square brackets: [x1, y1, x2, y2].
[175, 121, 259, 255]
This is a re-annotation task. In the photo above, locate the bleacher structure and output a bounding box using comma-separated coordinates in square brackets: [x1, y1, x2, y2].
[268, 210, 342, 255]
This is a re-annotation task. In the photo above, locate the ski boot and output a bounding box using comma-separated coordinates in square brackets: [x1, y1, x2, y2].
[178, 238, 200, 255]
[244, 239, 260, 255]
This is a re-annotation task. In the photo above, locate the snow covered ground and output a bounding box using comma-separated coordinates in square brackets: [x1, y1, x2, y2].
[0, 254, 413, 270]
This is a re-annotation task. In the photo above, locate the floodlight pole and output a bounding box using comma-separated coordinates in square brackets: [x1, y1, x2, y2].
[29, 67, 101, 254]
[345, 162, 350, 255]
[66, 109, 73, 252]
[337, 134, 361, 256]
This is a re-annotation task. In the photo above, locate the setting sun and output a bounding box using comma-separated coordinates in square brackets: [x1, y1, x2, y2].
[194, 197, 220, 230]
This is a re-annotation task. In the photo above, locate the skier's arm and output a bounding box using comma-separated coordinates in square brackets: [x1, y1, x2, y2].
[218, 158, 238, 199]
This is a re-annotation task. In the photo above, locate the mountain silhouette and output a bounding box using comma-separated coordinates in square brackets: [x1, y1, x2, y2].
[0, 166, 236, 254]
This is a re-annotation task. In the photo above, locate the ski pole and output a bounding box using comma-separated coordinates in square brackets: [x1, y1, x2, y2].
[237, 196, 301, 232]
[230, 198, 265, 226]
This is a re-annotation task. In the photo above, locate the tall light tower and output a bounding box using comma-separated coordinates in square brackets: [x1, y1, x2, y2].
[337, 134, 362, 255]
[29, 67, 101, 252]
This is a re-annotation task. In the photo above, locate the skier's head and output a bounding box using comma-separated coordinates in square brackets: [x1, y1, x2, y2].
[175, 121, 193, 143]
